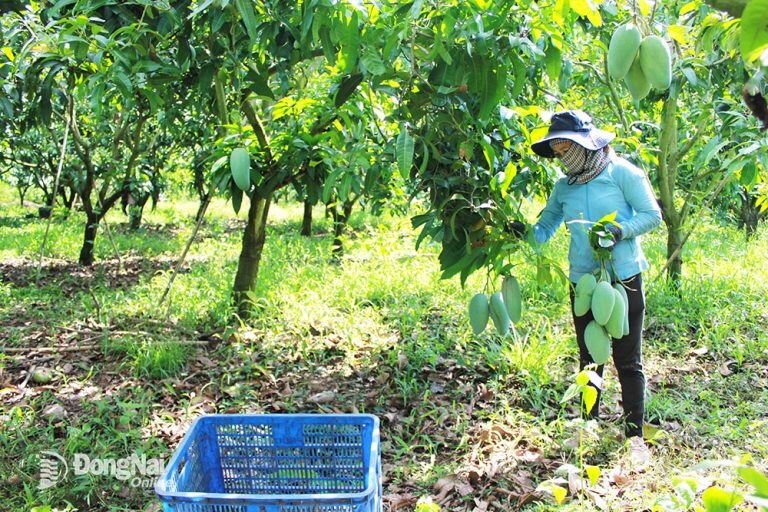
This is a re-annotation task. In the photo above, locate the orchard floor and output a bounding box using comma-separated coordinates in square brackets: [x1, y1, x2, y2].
[1, 198, 767, 511]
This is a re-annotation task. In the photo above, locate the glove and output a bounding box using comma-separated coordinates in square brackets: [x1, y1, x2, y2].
[592, 224, 622, 251]
[506, 220, 527, 239]
[606, 224, 622, 241]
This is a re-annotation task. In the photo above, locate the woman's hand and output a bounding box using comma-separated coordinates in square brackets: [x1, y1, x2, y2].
[592, 224, 622, 251]
[505, 220, 528, 239]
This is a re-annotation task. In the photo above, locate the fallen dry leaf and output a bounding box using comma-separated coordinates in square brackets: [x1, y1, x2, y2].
[383, 493, 417, 511]
[306, 390, 336, 404]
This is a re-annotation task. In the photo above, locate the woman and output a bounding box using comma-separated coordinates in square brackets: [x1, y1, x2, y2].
[512, 110, 662, 466]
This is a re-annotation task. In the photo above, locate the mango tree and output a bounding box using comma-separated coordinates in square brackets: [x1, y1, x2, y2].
[16, 2, 183, 264]
[646, 1, 764, 283]
[171, 0, 409, 316]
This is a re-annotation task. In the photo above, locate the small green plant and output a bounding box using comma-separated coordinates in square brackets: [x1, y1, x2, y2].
[654, 457, 768, 511]
[415, 496, 440, 512]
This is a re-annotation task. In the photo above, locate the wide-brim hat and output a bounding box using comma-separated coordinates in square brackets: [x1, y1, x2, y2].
[531, 110, 615, 158]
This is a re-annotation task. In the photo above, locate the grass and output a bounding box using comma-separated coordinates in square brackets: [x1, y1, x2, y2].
[1, 182, 767, 511]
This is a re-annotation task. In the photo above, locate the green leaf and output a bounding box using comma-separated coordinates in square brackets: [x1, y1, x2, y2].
[416, 138, 430, 176]
[188, 0, 216, 19]
[140, 88, 164, 112]
[741, 0, 768, 62]
[319, 23, 337, 65]
[509, 52, 526, 98]
[701, 486, 743, 512]
[334, 73, 363, 108]
[396, 125, 414, 180]
[360, 47, 386, 76]
[235, 0, 259, 44]
[561, 383, 580, 403]
[410, 0, 424, 18]
[681, 67, 698, 87]
[740, 162, 758, 187]
[544, 44, 561, 82]
[322, 169, 341, 204]
[231, 183, 243, 214]
[738, 466, 768, 497]
[338, 172, 353, 202]
[245, 70, 274, 99]
[440, 246, 476, 280]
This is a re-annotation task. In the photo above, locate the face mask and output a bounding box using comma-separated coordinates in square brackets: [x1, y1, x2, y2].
[550, 138, 612, 184]
[558, 143, 587, 175]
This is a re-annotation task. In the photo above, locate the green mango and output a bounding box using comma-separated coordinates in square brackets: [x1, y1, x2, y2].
[489, 292, 510, 336]
[607, 24, 642, 80]
[468, 293, 489, 335]
[501, 275, 522, 324]
[230, 147, 251, 192]
[606, 288, 626, 339]
[591, 281, 616, 326]
[639, 35, 672, 90]
[585, 320, 611, 365]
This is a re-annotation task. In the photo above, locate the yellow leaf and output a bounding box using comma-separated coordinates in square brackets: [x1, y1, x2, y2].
[553, 0, 568, 28]
[667, 25, 689, 45]
[1, 47, 14, 62]
[576, 371, 590, 386]
[570, 0, 602, 26]
[504, 161, 518, 180]
[586, 465, 601, 486]
[586, 9, 603, 26]
[638, 0, 651, 16]
[552, 485, 568, 505]
[680, 1, 698, 15]
[529, 126, 550, 146]
[582, 385, 598, 413]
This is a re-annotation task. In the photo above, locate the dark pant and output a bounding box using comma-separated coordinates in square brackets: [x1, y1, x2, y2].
[570, 273, 646, 438]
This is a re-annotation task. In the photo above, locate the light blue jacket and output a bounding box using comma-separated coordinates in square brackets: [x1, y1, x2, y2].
[533, 157, 662, 283]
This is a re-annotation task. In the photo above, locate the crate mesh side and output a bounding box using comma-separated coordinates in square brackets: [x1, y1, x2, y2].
[165, 432, 208, 493]
[215, 422, 367, 495]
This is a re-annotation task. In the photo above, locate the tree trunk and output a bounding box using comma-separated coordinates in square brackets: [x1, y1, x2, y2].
[739, 190, 760, 240]
[79, 212, 100, 266]
[128, 195, 149, 230]
[666, 223, 684, 287]
[63, 188, 77, 210]
[331, 199, 355, 257]
[18, 186, 28, 207]
[129, 206, 144, 230]
[195, 191, 210, 224]
[232, 193, 272, 318]
[657, 96, 684, 288]
[301, 201, 313, 236]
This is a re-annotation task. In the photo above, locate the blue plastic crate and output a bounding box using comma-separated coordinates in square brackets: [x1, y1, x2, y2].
[155, 414, 381, 512]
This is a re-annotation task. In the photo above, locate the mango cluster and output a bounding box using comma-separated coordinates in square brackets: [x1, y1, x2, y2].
[468, 275, 522, 336]
[608, 23, 672, 101]
[573, 274, 630, 364]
